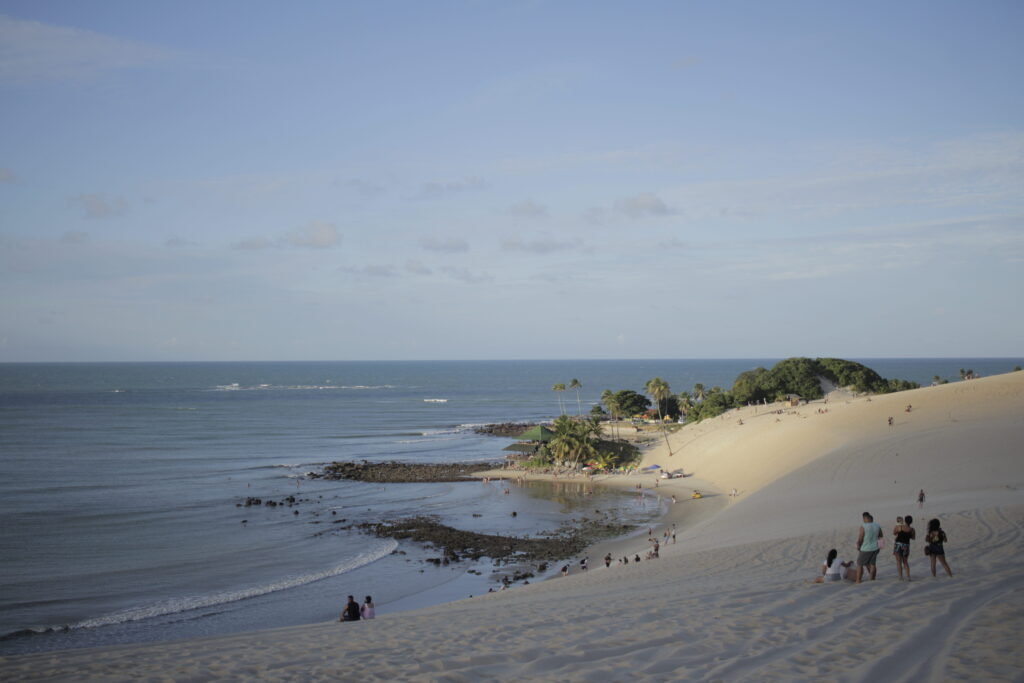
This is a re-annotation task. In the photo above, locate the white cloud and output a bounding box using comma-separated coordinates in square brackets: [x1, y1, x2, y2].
[231, 237, 274, 251]
[507, 200, 547, 218]
[343, 178, 386, 196]
[0, 14, 176, 83]
[404, 260, 432, 275]
[69, 194, 127, 219]
[415, 176, 487, 199]
[340, 264, 398, 278]
[501, 236, 583, 254]
[615, 192, 673, 218]
[659, 132, 1024, 225]
[164, 237, 196, 248]
[419, 236, 469, 253]
[439, 266, 492, 284]
[285, 221, 341, 249]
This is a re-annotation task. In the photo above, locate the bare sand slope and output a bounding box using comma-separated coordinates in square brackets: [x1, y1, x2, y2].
[2, 373, 1022, 682]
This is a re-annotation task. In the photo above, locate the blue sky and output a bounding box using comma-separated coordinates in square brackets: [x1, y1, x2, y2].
[1, 0, 1022, 361]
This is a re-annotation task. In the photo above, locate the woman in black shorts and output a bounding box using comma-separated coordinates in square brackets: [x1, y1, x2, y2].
[926, 518, 953, 578]
[892, 515, 915, 581]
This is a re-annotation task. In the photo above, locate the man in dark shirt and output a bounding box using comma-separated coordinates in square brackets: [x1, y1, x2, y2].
[340, 595, 361, 622]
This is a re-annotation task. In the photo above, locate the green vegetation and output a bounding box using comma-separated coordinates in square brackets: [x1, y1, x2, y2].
[525, 414, 639, 470]
[725, 357, 919, 407]
[530, 359, 918, 471]
[594, 357, 919, 428]
[607, 389, 650, 417]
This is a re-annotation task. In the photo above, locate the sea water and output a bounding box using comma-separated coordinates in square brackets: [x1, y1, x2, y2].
[0, 358, 1019, 654]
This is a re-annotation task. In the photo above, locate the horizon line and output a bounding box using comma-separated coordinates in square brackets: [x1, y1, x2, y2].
[2, 356, 1021, 365]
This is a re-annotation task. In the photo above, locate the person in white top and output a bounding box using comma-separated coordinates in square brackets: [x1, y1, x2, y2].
[360, 596, 375, 620]
[813, 549, 854, 583]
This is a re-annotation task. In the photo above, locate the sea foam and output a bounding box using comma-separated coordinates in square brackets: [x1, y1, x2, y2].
[71, 540, 398, 630]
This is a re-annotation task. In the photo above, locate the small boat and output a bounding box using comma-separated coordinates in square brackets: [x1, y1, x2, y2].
[423, 398, 448, 403]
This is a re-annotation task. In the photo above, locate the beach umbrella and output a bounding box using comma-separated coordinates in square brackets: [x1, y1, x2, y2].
[515, 425, 556, 442]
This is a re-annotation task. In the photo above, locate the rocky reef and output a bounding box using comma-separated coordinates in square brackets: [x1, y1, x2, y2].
[311, 460, 499, 483]
[349, 514, 632, 565]
[472, 422, 539, 437]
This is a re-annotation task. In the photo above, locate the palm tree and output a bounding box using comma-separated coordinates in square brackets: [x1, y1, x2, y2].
[677, 391, 693, 420]
[645, 377, 674, 456]
[592, 451, 615, 471]
[601, 389, 619, 440]
[693, 383, 706, 401]
[550, 414, 595, 468]
[548, 434, 573, 466]
[552, 383, 566, 414]
[959, 368, 966, 381]
[569, 378, 582, 416]
[580, 415, 604, 444]
[573, 416, 601, 468]
[932, 375, 941, 386]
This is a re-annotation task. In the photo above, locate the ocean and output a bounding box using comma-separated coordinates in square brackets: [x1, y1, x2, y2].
[1, 358, 1019, 654]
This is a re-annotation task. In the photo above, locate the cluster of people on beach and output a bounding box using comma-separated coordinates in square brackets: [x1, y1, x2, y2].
[814, 507, 953, 584]
[339, 595, 375, 622]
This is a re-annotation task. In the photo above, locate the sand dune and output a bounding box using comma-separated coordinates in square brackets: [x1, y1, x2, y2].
[2, 372, 1022, 681]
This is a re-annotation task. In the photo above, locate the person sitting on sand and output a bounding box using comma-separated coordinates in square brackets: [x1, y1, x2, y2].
[361, 596, 375, 619]
[340, 595, 360, 622]
[813, 549, 853, 583]
[634, 553, 641, 563]
[560, 564, 569, 576]
[925, 518, 953, 577]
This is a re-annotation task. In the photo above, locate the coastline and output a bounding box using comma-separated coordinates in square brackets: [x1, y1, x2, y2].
[2, 371, 1022, 680]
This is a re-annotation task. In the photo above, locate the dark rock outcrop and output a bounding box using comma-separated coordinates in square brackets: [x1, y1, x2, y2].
[312, 460, 498, 483]
[473, 423, 538, 437]
[350, 515, 632, 564]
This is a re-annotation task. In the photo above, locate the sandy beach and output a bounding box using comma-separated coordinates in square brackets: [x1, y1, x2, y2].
[2, 371, 1022, 681]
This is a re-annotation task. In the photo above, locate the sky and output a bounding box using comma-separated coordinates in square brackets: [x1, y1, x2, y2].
[1, 0, 1022, 362]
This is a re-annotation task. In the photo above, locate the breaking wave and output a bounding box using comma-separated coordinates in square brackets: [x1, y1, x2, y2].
[68, 540, 398, 630]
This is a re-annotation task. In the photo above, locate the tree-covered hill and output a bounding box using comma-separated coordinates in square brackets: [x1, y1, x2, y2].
[729, 357, 918, 406]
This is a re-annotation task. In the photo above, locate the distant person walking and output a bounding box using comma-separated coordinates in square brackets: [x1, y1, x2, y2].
[925, 518, 953, 577]
[892, 515, 915, 581]
[340, 595, 360, 622]
[855, 511, 883, 584]
[918, 489, 926, 508]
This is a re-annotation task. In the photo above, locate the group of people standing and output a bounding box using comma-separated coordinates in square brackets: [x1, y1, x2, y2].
[816, 510, 953, 584]
[339, 595, 375, 622]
